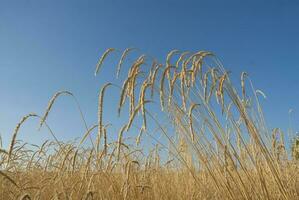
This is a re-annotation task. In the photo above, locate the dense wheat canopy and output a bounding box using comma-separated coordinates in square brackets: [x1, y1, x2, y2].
[1, 48, 299, 199]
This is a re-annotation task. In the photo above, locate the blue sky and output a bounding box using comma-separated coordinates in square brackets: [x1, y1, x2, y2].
[0, 0, 299, 148]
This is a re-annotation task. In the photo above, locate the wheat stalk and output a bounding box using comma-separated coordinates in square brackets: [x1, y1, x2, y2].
[103, 127, 108, 156]
[175, 51, 190, 69]
[72, 149, 79, 172]
[207, 68, 219, 102]
[168, 72, 180, 105]
[8, 113, 38, 162]
[166, 50, 180, 66]
[150, 64, 162, 98]
[78, 124, 98, 147]
[188, 103, 200, 142]
[0, 170, 19, 189]
[139, 81, 151, 131]
[117, 48, 135, 78]
[217, 72, 228, 113]
[166, 50, 180, 89]
[117, 125, 127, 161]
[118, 77, 132, 116]
[179, 60, 189, 111]
[136, 128, 143, 146]
[126, 101, 150, 131]
[94, 48, 115, 76]
[127, 55, 145, 116]
[241, 72, 248, 99]
[97, 83, 112, 152]
[256, 89, 267, 99]
[39, 91, 73, 130]
[160, 66, 175, 111]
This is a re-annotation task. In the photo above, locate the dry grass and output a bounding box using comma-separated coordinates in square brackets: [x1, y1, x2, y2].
[1, 48, 299, 199]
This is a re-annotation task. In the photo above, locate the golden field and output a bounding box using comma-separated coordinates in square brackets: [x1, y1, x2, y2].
[1, 49, 299, 199]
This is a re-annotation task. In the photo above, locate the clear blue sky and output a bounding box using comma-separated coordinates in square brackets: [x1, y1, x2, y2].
[0, 0, 299, 148]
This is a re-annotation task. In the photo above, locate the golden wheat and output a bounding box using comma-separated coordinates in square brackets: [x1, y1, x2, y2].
[117, 48, 135, 78]
[8, 113, 38, 161]
[160, 66, 175, 110]
[1, 48, 299, 200]
[188, 103, 200, 142]
[39, 91, 73, 129]
[94, 48, 115, 76]
[97, 83, 112, 152]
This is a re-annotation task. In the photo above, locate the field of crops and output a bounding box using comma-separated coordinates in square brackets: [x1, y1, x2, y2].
[1, 49, 298, 199]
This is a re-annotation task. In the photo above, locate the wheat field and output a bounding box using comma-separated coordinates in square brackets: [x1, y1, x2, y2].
[1, 48, 299, 199]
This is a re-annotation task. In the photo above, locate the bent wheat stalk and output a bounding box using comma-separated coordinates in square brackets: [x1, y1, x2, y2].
[117, 48, 135, 78]
[0, 170, 19, 189]
[94, 48, 115, 76]
[97, 83, 112, 152]
[8, 113, 38, 162]
[150, 64, 162, 98]
[39, 91, 73, 130]
[188, 103, 200, 142]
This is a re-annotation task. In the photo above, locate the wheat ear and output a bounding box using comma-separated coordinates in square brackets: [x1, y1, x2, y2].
[39, 91, 73, 130]
[118, 77, 132, 116]
[117, 48, 135, 78]
[150, 64, 162, 98]
[160, 66, 175, 111]
[166, 49, 180, 66]
[256, 89, 267, 99]
[97, 83, 112, 152]
[8, 113, 37, 161]
[139, 81, 151, 131]
[168, 72, 180, 105]
[217, 73, 228, 113]
[94, 48, 115, 76]
[241, 72, 248, 99]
